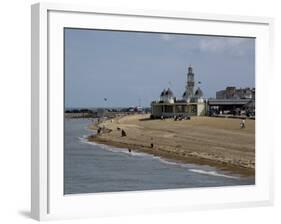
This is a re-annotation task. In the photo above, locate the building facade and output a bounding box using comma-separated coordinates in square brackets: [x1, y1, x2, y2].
[216, 87, 255, 100]
[151, 65, 207, 118]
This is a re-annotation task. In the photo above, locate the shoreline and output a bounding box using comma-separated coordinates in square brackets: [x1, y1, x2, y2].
[88, 135, 255, 177]
[87, 114, 255, 177]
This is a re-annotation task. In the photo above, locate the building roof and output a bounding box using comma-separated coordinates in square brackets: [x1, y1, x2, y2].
[165, 88, 174, 96]
[194, 87, 203, 97]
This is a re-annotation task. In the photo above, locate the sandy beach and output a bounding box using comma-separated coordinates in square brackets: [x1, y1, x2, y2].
[88, 114, 255, 176]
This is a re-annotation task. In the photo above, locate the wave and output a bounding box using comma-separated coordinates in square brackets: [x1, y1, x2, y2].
[79, 135, 149, 157]
[153, 157, 195, 169]
[188, 169, 240, 179]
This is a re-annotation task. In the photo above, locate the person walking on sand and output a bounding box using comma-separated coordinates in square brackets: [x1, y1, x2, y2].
[121, 129, 127, 137]
[240, 119, 245, 129]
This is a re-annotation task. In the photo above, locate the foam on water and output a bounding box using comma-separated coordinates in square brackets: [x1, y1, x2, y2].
[153, 157, 240, 179]
[79, 135, 149, 157]
[188, 169, 240, 179]
[154, 156, 193, 168]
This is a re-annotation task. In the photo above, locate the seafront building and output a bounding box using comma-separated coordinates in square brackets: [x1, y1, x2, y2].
[209, 87, 255, 116]
[216, 87, 255, 100]
[151, 65, 207, 118]
[150, 65, 255, 118]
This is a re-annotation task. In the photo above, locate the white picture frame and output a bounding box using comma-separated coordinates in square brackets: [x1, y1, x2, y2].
[31, 2, 274, 221]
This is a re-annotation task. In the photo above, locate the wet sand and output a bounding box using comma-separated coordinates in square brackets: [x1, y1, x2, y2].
[88, 114, 255, 176]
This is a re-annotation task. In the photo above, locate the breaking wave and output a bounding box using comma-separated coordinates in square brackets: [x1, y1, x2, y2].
[188, 169, 240, 179]
[79, 135, 149, 157]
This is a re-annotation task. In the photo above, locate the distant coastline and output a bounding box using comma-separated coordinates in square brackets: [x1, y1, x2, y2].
[87, 114, 255, 176]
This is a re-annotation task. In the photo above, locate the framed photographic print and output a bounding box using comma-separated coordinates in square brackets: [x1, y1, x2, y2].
[31, 2, 274, 221]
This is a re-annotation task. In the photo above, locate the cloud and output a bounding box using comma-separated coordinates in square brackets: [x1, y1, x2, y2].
[159, 34, 174, 41]
[157, 34, 253, 57]
[198, 37, 252, 56]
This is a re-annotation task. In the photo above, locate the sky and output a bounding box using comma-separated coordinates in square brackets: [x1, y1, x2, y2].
[64, 28, 255, 108]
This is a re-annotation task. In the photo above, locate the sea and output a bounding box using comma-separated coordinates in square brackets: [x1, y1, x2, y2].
[64, 118, 254, 195]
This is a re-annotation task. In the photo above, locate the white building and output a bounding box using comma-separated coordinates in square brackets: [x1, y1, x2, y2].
[160, 88, 175, 103]
[151, 65, 207, 118]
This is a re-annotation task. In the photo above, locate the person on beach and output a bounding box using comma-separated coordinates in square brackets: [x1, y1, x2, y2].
[121, 129, 127, 137]
[240, 119, 245, 128]
[150, 137, 154, 148]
